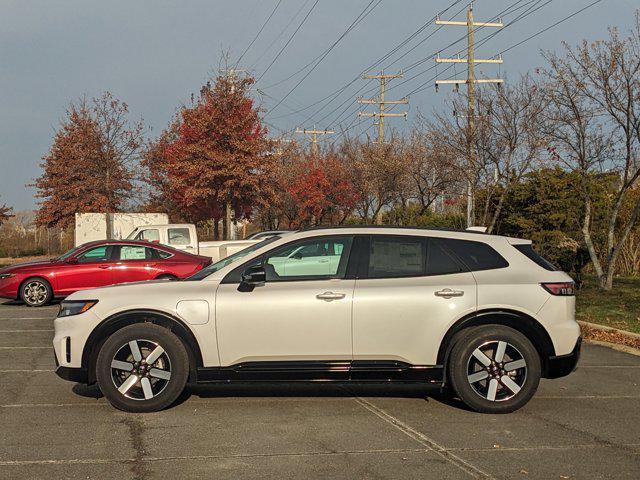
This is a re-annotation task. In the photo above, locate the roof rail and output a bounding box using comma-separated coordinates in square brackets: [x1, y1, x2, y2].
[298, 225, 491, 235]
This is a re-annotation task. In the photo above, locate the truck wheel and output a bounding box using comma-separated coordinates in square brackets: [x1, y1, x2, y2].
[96, 323, 189, 413]
[448, 325, 541, 414]
[20, 278, 53, 307]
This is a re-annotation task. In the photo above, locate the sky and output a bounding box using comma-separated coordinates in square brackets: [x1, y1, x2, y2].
[1, 0, 638, 211]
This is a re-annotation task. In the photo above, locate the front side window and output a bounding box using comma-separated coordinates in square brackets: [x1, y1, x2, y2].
[135, 229, 160, 242]
[368, 236, 425, 278]
[168, 228, 191, 246]
[77, 246, 112, 263]
[264, 236, 353, 281]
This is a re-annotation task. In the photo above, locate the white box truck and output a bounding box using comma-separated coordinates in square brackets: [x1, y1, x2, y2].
[74, 213, 169, 247]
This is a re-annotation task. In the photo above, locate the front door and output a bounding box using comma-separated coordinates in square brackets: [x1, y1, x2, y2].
[55, 245, 116, 295]
[215, 235, 355, 379]
[352, 235, 477, 376]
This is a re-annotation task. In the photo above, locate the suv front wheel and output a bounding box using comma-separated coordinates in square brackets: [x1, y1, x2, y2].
[448, 325, 541, 414]
[96, 323, 189, 413]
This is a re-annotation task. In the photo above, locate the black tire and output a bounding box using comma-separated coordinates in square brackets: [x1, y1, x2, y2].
[156, 274, 177, 281]
[447, 325, 541, 414]
[96, 323, 189, 413]
[20, 277, 53, 307]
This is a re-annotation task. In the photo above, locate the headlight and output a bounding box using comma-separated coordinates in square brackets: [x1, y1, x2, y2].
[0, 273, 14, 280]
[58, 300, 98, 317]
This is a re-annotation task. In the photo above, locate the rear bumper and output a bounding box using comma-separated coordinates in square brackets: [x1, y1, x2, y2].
[545, 336, 582, 379]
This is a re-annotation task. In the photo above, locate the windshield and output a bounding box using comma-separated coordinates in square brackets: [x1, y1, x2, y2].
[56, 246, 81, 261]
[185, 236, 280, 281]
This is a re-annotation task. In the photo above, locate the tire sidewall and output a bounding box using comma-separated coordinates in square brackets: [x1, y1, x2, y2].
[20, 277, 53, 307]
[448, 325, 541, 414]
[96, 323, 189, 413]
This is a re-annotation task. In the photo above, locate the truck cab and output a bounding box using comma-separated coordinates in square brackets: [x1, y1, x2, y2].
[127, 224, 198, 254]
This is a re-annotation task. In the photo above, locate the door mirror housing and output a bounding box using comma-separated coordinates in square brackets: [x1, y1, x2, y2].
[66, 257, 78, 265]
[239, 265, 266, 292]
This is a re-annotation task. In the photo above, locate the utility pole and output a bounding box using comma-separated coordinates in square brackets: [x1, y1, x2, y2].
[358, 71, 408, 144]
[295, 127, 335, 156]
[435, 4, 503, 228]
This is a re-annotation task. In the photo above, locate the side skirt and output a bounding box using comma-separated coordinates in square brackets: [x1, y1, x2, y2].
[196, 360, 444, 384]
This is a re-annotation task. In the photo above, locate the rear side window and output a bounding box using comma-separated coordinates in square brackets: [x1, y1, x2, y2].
[427, 239, 465, 275]
[368, 236, 425, 278]
[514, 244, 557, 271]
[439, 239, 508, 271]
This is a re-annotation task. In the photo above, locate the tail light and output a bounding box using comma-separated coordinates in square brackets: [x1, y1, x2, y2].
[541, 282, 575, 296]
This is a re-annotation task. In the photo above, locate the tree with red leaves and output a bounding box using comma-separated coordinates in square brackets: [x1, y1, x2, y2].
[287, 152, 360, 227]
[34, 93, 144, 230]
[149, 73, 273, 239]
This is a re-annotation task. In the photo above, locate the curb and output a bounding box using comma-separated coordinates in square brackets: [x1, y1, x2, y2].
[578, 320, 640, 341]
[583, 339, 640, 357]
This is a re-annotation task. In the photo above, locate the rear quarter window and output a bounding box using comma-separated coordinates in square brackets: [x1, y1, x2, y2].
[439, 238, 509, 271]
[514, 244, 558, 271]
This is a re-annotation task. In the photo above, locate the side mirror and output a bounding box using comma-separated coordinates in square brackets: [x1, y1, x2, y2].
[66, 257, 78, 264]
[239, 265, 266, 292]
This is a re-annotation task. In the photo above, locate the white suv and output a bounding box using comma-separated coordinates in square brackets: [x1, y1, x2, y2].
[53, 227, 581, 414]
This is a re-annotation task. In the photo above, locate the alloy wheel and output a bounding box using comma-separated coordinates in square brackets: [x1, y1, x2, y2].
[110, 339, 172, 401]
[466, 340, 527, 402]
[23, 281, 48, 306]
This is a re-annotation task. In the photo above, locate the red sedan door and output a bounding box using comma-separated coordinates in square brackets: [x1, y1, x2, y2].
[111, 245, 161, 285]
[54, 245, 115, 295]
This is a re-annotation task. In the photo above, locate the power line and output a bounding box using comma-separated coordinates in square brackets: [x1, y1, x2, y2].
[249, 0, 312, 71]
[265, 0, 466, 121]
[256, 0, 320, 84]
[264, 0, 382, 90]
[266, 0, 383, 115]
[236, 0, 283, 68]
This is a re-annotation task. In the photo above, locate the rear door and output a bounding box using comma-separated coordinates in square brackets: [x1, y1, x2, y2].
[111, 245, 160, 284]
[351, 235, 477, 374]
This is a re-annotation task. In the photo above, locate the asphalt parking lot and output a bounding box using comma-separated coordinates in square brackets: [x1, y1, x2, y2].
[1, 301, 639, 480]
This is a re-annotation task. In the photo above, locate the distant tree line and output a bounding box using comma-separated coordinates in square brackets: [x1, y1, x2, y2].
[29, 14, 640, 290]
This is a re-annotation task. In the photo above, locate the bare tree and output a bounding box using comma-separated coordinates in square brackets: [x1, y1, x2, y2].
[341, 136, 406, 224]
[542, 13, 640, 290]
[404, 127, 462, 215]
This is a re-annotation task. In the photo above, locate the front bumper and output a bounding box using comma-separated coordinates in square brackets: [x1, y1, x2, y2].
[545, 336, 582, 379]
[53, 349, 88, 383]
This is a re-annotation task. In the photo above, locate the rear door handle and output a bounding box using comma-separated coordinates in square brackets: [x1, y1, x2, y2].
[434, 288, 464, 299]
[316, 291, 346, 301]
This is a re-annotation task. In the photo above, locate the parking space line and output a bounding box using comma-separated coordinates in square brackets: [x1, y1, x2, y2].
[0, 329, 54, 333]
[0, 346, 51, 349]
[536, 395, 640, 399]
[350, 394, 494, 479]
[0, 368, 55, 373]
[1, 403, 108, 408]
[0, 317, 55, 321]
[0, 448, 429, 466]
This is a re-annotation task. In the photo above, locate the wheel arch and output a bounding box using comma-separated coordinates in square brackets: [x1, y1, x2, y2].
[437, 309, 556, 377]
[81, 309, 204, 384]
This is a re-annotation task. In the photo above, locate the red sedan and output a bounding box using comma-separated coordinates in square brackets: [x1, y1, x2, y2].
[0, 240, 211, 307]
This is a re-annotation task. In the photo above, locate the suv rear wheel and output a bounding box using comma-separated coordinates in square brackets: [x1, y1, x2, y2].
[448, 325, 541, 414]
[96, 323, 189, 413]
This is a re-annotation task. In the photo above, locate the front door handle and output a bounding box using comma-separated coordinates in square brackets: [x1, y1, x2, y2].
[434, 288, 464, 299]
[98, 265, 110, 270]
[316, 291, 346, 301]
